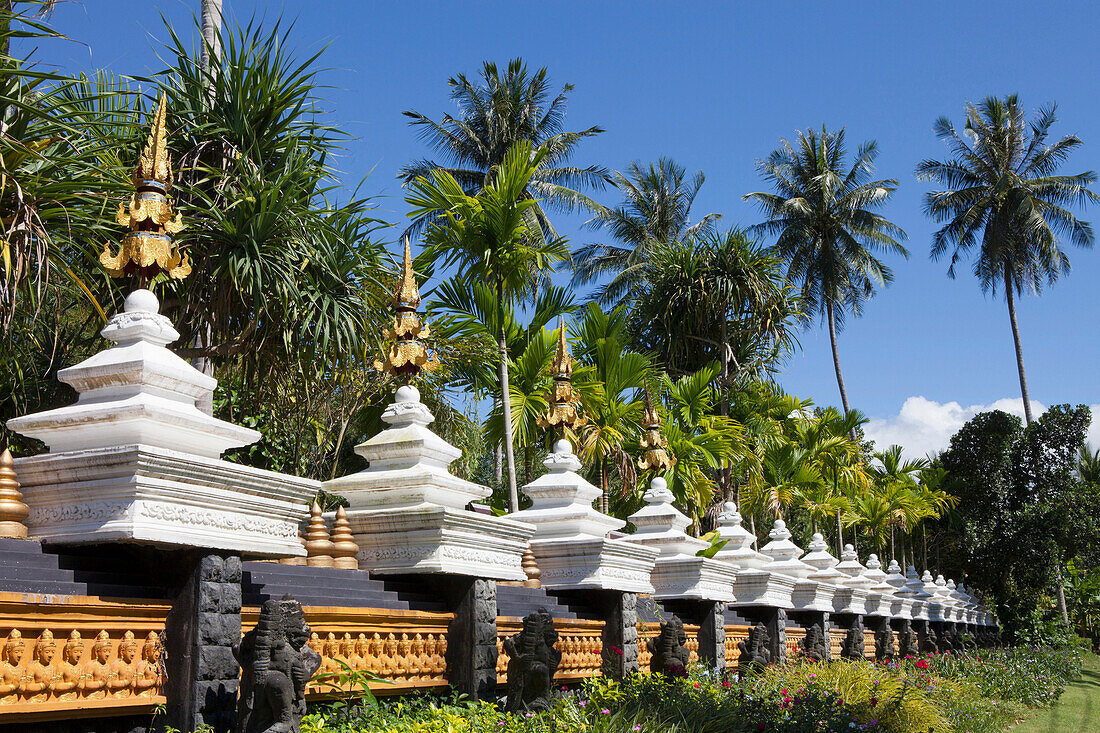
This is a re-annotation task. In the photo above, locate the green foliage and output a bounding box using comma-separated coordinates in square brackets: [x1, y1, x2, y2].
[303, 692, 671, 733]
[401, 57, 607, 239]
[918, 95, 1099, 297]
[572, 157, 720, 309]
[940, 405, 1099, 636]
[627, 229, 800, 382]
[920, 646, 1082, 708]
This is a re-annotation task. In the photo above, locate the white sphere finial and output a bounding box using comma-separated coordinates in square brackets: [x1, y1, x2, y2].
[553, 439, 573, 456]
[123, 288, 159, 314]
[395, 384, 420, 404]
[649, 476, 667, 492]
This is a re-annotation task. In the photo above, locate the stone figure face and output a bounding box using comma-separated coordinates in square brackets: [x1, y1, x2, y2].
[119, 643, 136, 664]
[143, 639, 158, 663]
[4, 638, 23, 665]
[36, 642, 55, 665]
[284, 605, 310, 650]
[65, 643, 82, 665]
[95, 643, 111, 664]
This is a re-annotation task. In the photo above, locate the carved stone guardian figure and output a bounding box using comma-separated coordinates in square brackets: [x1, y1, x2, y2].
[800, 621, 828, 662]
[235, 596, 322, 733]
[647, 615, 691, 677]
[897, 622, 919, 659]
[841, 619, 865, 660]
[874, 623, 895, 661]
[737, 623, 771, 678]
[503, 607, 561, 712]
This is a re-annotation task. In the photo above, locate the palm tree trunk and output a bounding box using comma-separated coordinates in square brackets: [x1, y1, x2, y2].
[826, 300, 852, 416]
[890, 526, 895, 563]
[498, 289, 519, 513]
[1004, 267, 1034, 425]
[602, 457, 611, 514]
[835, 511, 843, 556]
[200, 0, 223, 73]
[1055, 567, 1070, 629]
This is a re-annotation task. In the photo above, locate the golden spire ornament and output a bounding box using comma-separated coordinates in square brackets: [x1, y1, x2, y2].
[0, 449, 29, 539]
[100, 92, 190, 282]
[374, 237, 437, 381]
[637, 385, 676, 472]
[538, 317, 585, 431]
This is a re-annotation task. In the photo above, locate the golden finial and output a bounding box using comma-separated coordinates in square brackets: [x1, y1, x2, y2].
[374, 237, 437, 381]
[330, 506, 359, 570]
[637, 385, 675, 472]
[304, 500, 334, 568]
[100, 92, 189, 282]
[0, 448, 29, 539]
[538, 317, 585, 431]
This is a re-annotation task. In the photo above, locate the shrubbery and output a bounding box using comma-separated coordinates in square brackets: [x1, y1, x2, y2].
[303, 646, 1084, 733]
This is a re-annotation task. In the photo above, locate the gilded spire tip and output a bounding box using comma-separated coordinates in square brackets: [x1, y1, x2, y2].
[100, 92, 188, 282]
[375, 238, 435, 381]
[638, 383, 675, 472]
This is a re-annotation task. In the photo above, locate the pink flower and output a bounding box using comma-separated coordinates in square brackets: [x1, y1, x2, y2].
[601, 709, 610, 715]
[633, 727, 642, 731]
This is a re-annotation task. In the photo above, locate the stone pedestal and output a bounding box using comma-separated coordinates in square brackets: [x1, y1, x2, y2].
[324, 386, 534, 580]
[165, 552, 243, 733]
[6, 290, 316, 556]
[624, 478, 734, 601]
[445, 577, 498, 701]
[511, 441, 656, 593]
[601, 592, 639, 678]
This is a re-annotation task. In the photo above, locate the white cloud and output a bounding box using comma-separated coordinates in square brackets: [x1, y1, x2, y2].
[863, 396, 1100, 461]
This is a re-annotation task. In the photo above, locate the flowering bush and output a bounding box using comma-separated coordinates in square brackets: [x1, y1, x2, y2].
[894, 646, 1082, 707]
[300, 645, 1083, 733]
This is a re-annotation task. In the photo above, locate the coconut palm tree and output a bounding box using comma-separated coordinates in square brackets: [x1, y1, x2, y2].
[572, 158, 721, 308]
[917, 95, 1099, 424]
[401, 58, 607, 239]
[407, 141, 570, 513]
[744, 127, 907, 415]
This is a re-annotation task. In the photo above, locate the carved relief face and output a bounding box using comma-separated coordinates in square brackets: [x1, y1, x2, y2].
[37, 644, 55, 665]
[120, 644, 136, 664]
[4, 640, 23, 665]
[65, 644, 82, 665]
[95, 644, 111, 663]
[143, 641, 159, 663]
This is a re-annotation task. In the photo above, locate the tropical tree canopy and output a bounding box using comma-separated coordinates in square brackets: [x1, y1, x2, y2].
[572, 157, 720, 308]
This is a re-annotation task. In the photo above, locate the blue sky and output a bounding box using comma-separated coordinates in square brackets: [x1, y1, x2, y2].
[33, 1, 1100, 456]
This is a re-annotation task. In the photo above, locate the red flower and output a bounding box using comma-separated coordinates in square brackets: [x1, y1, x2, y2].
[915, 659, 929, 670]
[693, 682, 701, 688]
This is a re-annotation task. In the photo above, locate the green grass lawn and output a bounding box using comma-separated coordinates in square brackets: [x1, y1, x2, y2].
[1013, 652, 1100, 733]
